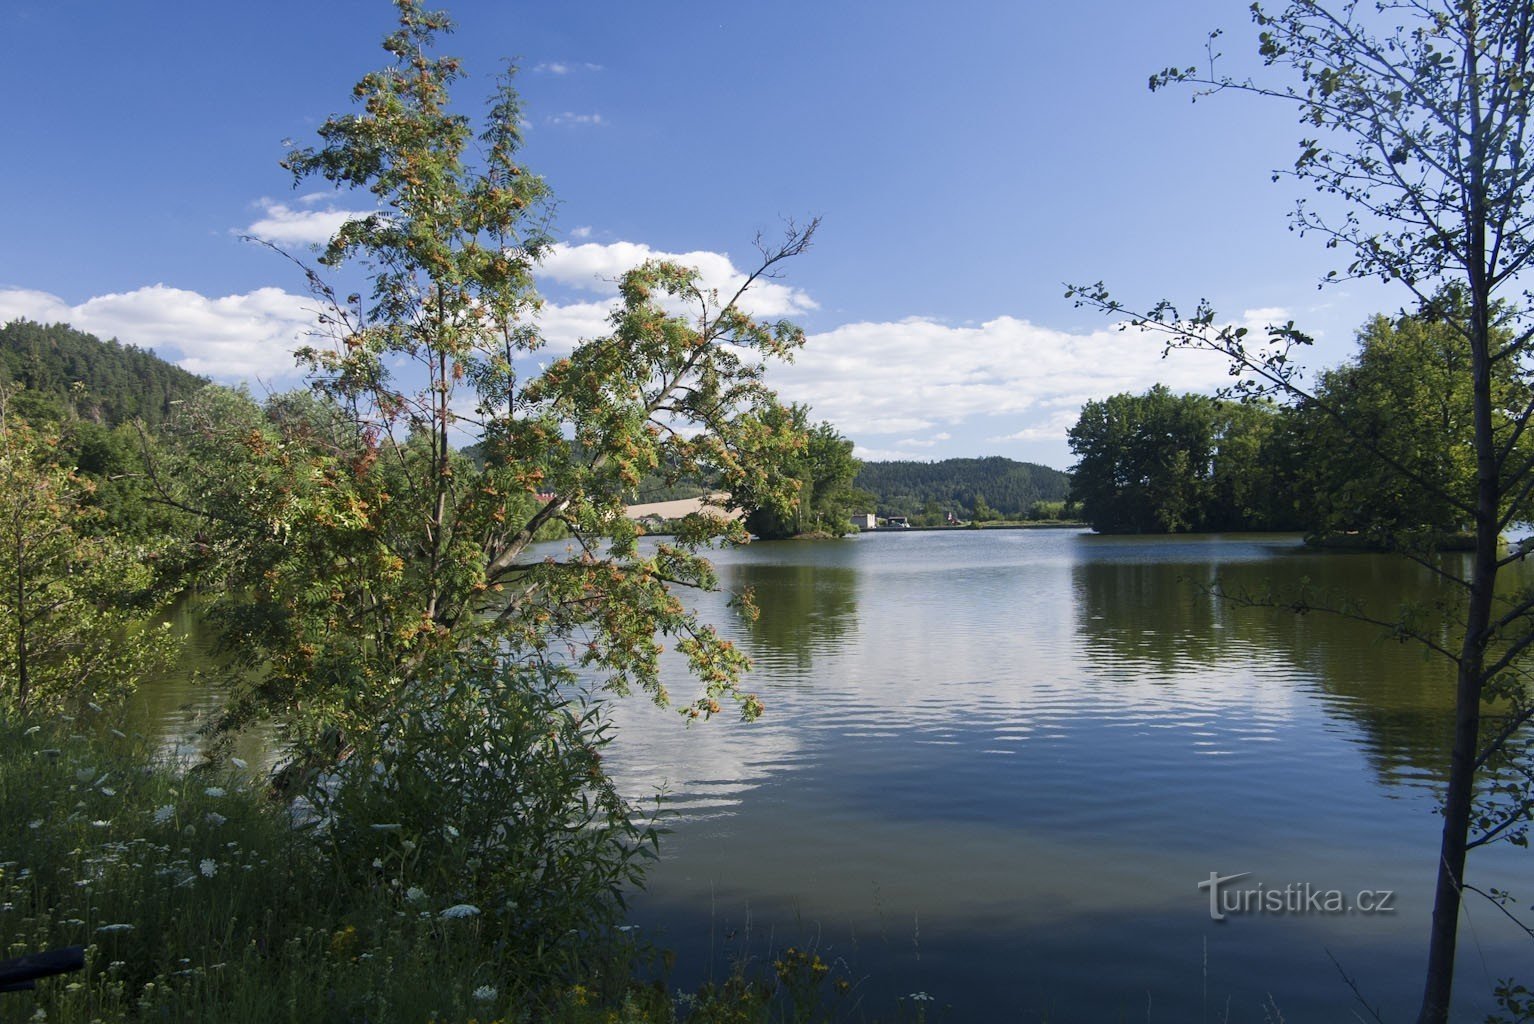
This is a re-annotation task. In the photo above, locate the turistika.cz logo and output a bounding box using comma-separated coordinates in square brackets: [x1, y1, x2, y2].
[1198, 871, 1397, 921]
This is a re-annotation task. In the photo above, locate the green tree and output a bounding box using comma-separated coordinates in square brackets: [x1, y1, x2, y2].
[1292, 287, 1533, 544]
[742, 406, 860, 539]
[0, 396, 177, 714]
[1067, 385, 1217, 533]
[1071, 4, 1534, 1017]
[167, 3, 817, 951]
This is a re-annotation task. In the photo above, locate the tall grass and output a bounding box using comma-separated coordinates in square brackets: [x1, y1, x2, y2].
[0, 713, 905, 1024]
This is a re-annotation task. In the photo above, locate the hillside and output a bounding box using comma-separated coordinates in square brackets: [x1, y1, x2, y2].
[0, 319, 208, 426]
[855, 456, 1071, 519]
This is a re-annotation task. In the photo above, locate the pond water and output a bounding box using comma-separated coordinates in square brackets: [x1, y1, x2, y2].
[597, 529, 1529, 1022]
[139, 529, 1531, 1020]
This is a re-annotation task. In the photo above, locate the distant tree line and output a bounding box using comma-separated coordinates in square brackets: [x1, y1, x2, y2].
[1067, 289, 1524, 541]
[0, 321, 209, 541]
[1, 320, 206, 428]
[854, 456, 1071, 523]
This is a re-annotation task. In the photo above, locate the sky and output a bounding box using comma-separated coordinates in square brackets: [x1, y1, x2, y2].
[0, 1, 1411, 469]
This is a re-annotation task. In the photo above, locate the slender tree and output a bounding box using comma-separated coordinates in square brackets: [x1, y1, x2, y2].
[179, 1, 815, 778]
[1069, 3, 1534, 1019]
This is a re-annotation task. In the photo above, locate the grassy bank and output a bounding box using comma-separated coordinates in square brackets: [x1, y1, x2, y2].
[0, 714, 921, 1024]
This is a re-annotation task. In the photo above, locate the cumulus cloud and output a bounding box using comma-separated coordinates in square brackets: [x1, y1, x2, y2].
[244, 197, 373, 246]
[0, 285, 315, 381]
[769, 315, 1238, 446]
[533, 298, 614, 355]
[540, 241, 817, 319]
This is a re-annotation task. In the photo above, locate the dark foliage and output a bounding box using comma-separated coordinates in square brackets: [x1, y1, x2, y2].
[854, 456, 1070, 520]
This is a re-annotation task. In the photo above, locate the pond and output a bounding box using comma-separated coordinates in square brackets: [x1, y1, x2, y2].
[140, 528, 1530, 1020]
[598, 529, 1529, 1021]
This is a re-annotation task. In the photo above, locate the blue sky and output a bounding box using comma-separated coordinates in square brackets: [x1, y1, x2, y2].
[0, 1, 1406, 468]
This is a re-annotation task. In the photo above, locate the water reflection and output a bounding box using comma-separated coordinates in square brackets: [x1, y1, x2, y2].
[608, 531, 1529, 1020]
[135, 530, 1532, 1019]
[726, 558, 859, 674]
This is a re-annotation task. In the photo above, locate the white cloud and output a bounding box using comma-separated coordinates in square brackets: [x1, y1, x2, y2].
[0, 285, 315, 381]
[1241, 306, 1290, 324]
[540, 241, 817, 319]
[0, 288, 72, 325]
[987, 410, 1082, 444]
[532, 61, 603, 75]
[769, 315, 1238, 445]
[852, 445, 936, 462]
[244, 197, 373, 246]
[568, 225, 593, 240]
[546, 111, 604, 127]
[533, 299, 613, 355]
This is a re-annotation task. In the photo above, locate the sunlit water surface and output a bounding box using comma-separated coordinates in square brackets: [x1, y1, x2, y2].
[141, 530, 1531, 1021]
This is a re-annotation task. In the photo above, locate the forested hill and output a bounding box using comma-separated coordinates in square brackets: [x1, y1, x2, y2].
[855, 456, 1070, 518]
[0, 320, 207, 426]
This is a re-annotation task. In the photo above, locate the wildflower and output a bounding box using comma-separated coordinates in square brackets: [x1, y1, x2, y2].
[90, 820, 110, 829]
[199, 859, 217, 878]
[405, 886, 427, 904]
[99, 787, 116, 797]
[473, 985, 497, 1003]
[230, 757, 248, 770]
[907, 992, 933, 1002]
[28, 820, 42, 830]
[205, 812, 227, 827]
[439, 904, 481, 920]
[96, 923, 134, 934]
[204, 786, 226, 798]
[371, 858, 384, 869]
[152, 805, 175, 825]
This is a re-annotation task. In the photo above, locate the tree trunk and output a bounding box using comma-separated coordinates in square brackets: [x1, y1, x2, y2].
[1419, 38, 1493, 1013]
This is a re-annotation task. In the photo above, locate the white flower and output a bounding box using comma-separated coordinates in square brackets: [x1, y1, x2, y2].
[439, 904, 481, 920]
[472, 985, 497, 1003]
[230, 757, 248, 770]
[199, 859, 217, 878]
[204, 787, 226, 798]
[95, 923, 134, 934]
[371, 858, 384, 869]
[28, 819, 42, 829]
[907, 992, 933, 1002]
[405, 886, 426, 905]
[90, 820, 110, 828]
[205, 812, 227, 827]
